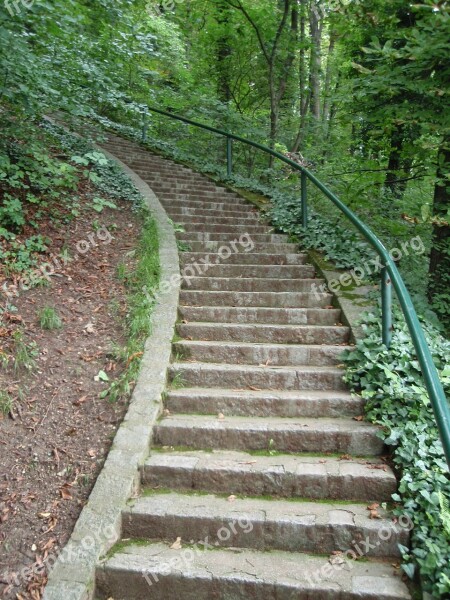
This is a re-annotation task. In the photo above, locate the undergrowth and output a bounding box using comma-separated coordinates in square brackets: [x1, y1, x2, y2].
[102, 212, 160, 402]
[342, 309, 450, 597]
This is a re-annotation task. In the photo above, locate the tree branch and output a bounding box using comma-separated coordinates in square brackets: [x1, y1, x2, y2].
[223, 0, 270, 63]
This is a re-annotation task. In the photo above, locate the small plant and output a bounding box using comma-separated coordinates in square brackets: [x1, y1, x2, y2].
[268, 438, 277, 456]
[38, 307, 63, 330]
[92, 196, 118, 213]
[0, 390, 12, 415]
[177, 240, 191, 252]
[13, 330, 39, 372]
[116, 262, 129, 282]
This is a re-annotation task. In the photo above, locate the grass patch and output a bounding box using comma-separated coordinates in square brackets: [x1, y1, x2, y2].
[101, 211, 160, 402]
[12, 330, 39, 372]
[0, 390, 13, 415]
[38, 306, 63, 330]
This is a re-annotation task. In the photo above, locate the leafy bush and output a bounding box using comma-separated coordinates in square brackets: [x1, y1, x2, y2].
[342, 310, 450, 597]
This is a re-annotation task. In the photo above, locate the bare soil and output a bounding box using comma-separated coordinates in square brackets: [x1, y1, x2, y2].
[0, 195, 141, 599]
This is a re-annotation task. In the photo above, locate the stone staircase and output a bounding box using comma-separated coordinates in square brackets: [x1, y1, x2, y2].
[95, 134, 411, 599]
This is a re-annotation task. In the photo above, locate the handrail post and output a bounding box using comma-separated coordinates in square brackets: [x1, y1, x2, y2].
[226, 136, 233, 177]
[301, 171, 308, 228]
[381, 266, 393, 348]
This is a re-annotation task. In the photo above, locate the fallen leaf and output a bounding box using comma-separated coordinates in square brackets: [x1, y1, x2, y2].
[329, 551, 346, 565]
[60, 486, 72, 501]
[170, 537, 182, 550]
[353, 416, 364, 422]
[85, 323, 95, 334]
[339, 454, 352, 461]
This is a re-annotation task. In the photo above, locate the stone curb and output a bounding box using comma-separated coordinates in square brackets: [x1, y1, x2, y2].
[42, 148, 180, 600]
[307, 252, 376, 343]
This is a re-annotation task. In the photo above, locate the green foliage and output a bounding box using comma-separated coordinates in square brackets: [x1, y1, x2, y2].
[12, 330, 39, 372]
[102, 212, 160, 403]
[0, 390, 12, 415]
[0, 235, 49, 276]
[38, 307, 63, 330]
[342, 310, 450, 596]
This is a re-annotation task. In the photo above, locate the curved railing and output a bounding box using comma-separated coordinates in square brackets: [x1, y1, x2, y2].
[142, 105, 450, 469]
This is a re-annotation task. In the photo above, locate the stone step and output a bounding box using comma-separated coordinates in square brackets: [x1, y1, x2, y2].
[173, 340, 350, 366]
[95, 542, 411, 600]
[181, 276, 323, 293]
[154, 415, 384, 455]
[180, 290, 333, 308]
[177, 232, 289, 243]
[176, 323, 349, 345]
[180, 252, 308, 265]
[122, 492, 407, 557]
[179, 264, 315, 279]
[165, 388, 363, 418]
[170, 211, 262, 223]
[142, 181, 227, 193]
[142, 450, 397, 502]
[159, 191, 248, 202]
[169, 362, 347, 391]
[178, 306, 341, 325]
[182, 242, 299, 253]
[176, 222, 270, 234]
[161, 199, 252, 211]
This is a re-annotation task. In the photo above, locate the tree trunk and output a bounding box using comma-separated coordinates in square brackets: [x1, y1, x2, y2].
[291, 0, 309, 152]
[216, 0, 232, 103]
[385, 125, 408, 199]
[322, 30, 337, 124]
[428, 138, 450, 326]
[309, 0, 322, 121]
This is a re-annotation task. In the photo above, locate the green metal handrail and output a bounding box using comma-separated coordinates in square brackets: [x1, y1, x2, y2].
[142, 105, 450, 469]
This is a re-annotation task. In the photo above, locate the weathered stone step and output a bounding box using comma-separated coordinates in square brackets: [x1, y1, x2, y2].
[123, 492, 407, 558]
[181, 276, 322, 293]
[183, 242, 299, 253]
[154, 415, 384, 455]
[142, 450, 397, 501]
[96, 542, 411, 600]
[173, 340, 349, 366]
[180, 252, 308, 265]
[178, 305, 340, 325]
[177, 232, 288, 243]
[180, 264, 315, 279]
[165, 388, 363, 418]
[171, 208, 263, 225]
[169, 362, 346, 390]
[180, 289, 332, 308]
[144, 182, 227, 193]
[159, 190, 248, 202]
[176, 222, 270, 234]
[176, 323, 349, 345]
[161, 199, 252, 211]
